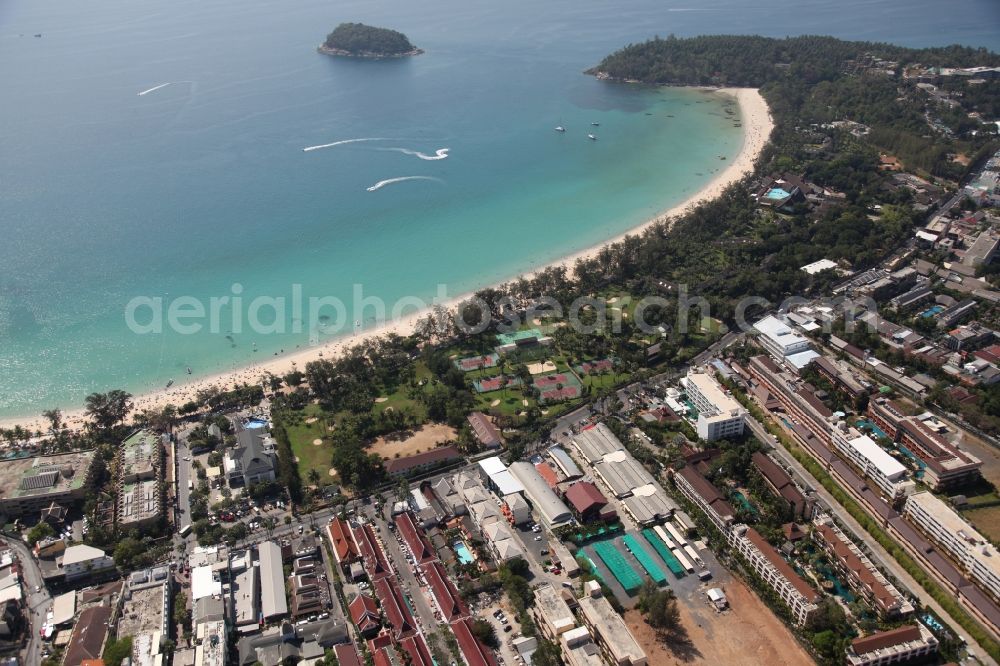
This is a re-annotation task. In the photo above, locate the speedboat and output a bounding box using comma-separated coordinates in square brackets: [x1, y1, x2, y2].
[587, 134, 597, 141]
[554, 126, 565, 132]
[591, 122, 599, 126]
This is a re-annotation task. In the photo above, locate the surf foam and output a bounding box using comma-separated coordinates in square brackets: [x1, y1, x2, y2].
[302, 137, 394, 153]
[366, 176, 443, 192]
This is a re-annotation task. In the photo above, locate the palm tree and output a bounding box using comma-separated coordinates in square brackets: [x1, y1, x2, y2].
[497, 357, 508, 399]
[307, 469, 321, 487]
[42, 409, 63, 435]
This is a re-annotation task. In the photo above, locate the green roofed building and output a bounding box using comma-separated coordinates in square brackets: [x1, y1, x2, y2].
[0, 450, 98, 517]
[118, 429, 164, 529]
[121, 429, 162, 482]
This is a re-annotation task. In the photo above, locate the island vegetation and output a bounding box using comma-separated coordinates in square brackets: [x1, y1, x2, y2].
[318, 22, 422, 58]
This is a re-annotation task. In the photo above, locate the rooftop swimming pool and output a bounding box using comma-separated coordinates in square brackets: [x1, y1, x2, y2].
[454, 541, 475, 565]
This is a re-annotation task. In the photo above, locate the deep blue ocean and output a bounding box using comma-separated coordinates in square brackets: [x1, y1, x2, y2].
[0, 0, 998, 417]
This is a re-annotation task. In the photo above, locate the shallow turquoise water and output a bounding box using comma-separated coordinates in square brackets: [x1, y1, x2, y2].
[0, 0, 997, 417]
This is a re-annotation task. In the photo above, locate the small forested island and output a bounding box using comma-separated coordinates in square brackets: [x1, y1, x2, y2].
[318, 22, 422, 59]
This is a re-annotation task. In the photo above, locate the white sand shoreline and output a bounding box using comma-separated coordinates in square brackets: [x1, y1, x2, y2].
[0, 87, 773, 433]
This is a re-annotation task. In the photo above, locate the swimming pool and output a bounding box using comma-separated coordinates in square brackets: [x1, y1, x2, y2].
[922, 614, 944, 633]
[856, 419, 888, 440]
[245, 417, 269, 429]
[454, 541, 475, 565]
[921, 305, 944, 318]
[731, 491, 759, 516]
[765, 187, 790, 200]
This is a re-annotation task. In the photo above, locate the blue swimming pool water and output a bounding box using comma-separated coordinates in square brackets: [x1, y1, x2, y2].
[921, 305, 944, 318]
[856, 419, 888, 440]
[765, 187, 790, 200]
[922, 614, 944, 633]
[454, 541, 474, 565]
[245, 418, 269, 429]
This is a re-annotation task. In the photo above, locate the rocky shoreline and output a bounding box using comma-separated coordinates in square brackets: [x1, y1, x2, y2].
[317, 45, 424, 59]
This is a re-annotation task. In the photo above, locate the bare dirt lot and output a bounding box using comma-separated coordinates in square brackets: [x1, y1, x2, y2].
[625, 578, 813, 666]
[370, 423, 458, 460]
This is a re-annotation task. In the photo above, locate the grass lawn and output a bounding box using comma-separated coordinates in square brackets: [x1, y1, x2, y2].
[963, 505, 1000, 542]
[285, 404, 336, 483]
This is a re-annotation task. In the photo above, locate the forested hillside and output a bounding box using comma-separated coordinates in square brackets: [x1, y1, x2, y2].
[322, 22, 418, 56]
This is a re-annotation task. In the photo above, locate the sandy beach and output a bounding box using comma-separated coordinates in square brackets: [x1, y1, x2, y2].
[0, 87, 773, 433]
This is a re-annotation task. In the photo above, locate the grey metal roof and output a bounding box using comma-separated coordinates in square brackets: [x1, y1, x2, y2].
[507, 462, 572, 527]
[548, 446, 582, 478]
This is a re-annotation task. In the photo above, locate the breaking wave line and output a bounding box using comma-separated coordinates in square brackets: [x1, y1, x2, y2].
[302, 137, 393, 152]
[366, 176, 443, 192]
[137, 83, 171, 96]
[379, 147, 450, 161]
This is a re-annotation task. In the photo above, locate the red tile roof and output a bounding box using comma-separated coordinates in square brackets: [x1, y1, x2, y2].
[368, 635, 396, 666]
[535, 462, 560, 489]
[468, 412, 502, 448]
[354, 524, 393, 580]
[451, 618, 498, 666]
[334, 643, 364, 666]
[420, 560, 468, 622]
[676, 466, 735, 519]
[328, 518, 359, 563]
[745, 527, 819, 603]
[395, 512, 437, 564]
[815, 523, 897, 612]
[564, 481, 608, 514]
[373, 577, 416, 640]
[349, 594, 381, 634]
[64, 606, 112, 666]
[851, 626, 922, 654]
[399, 634, 435, 666]
[384, 446, 462, 475]
[975, 344, 1000, 365]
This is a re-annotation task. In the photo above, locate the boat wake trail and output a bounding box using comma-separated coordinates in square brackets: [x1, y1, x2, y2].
[379, 147, 450, 161]
[137, 82, 172, 96]
[302, 137, 393, 153]
[366, 176, 443, 192]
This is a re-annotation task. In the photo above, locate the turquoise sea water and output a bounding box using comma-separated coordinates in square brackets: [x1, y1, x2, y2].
[0, 0, 998, 417]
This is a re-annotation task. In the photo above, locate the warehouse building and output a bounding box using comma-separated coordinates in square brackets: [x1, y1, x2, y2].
[507, 462, 572, 529]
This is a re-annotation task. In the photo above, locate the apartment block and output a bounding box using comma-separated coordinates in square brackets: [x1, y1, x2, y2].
[904, 492, 1000, 602]
[730, 525, 820, 626]
[830, 424, 915, 501]
[683, 369, 745, 441]
[813, 515, 913, 618]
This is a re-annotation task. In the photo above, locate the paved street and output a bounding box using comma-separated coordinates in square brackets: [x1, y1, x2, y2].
[176, 437, 192, 532]
[2, 536, 50, 666]
[367, 503, 439, 631]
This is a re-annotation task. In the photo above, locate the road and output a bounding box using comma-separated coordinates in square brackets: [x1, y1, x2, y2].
[2, 536, 50, 666]
[176, 437, 192, 532]
[367, 504, 439, 631]
[691, 331, 743, 367]
[746, 415, 996, 666]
